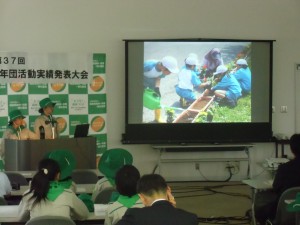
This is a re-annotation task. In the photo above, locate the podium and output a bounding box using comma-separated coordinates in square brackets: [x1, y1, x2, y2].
[4, 137, 97, 171]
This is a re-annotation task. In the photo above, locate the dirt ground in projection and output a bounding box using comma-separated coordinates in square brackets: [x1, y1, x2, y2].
[142, 42, 249, 123]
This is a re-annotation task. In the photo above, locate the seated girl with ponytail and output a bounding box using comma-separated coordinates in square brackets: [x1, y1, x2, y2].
[18, 158, 89, 221]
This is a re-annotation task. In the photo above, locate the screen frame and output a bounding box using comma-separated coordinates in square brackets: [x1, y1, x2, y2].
[123, 38, 274, 145]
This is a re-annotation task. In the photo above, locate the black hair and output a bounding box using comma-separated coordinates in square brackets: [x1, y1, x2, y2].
[24, 158, 60, 207]
[136, 174, 167, 196]
[38, 108, 44, 114]
[185, 64, 195, 70]
[238, 64, 248, 69]
[115, 165, 140, 197]
[290, 134, 300, 157]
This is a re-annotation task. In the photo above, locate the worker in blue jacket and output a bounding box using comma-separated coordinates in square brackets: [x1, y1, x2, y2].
[144, 56, 179, 122]
[231, 59, 251, 96]
[204, 65, 241, 108]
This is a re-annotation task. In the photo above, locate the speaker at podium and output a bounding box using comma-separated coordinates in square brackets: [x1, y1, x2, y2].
[4, 137, 97, 171]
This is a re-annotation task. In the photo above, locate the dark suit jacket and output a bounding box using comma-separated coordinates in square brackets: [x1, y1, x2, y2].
[116, 200, 198, 225]
[255, 157, 300, 224]
[273, 157, 300, 196]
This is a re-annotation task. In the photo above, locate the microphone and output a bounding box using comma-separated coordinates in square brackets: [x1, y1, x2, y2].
[39, 126, 45, 139]
[45, 114, 57, 126]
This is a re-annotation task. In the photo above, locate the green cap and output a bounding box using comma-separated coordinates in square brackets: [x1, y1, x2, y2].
[39, 98, 56, 108]
[46, 149, 76, 180]
[9, 110, 25, 122]
[99, 149, 133, 178]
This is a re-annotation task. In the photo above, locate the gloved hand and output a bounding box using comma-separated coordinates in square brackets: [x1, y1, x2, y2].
[154, 87, 161, 97]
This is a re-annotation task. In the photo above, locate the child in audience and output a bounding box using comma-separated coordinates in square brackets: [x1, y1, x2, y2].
[0, 171, 12, 198]
[45, 149, 76, 191]
[105, 165, 143, 225]
[92, 148, 133, 201]
[18, 158, 88, 221]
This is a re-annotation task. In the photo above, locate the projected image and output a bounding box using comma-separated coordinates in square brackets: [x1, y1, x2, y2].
[143, 42, 252, 124]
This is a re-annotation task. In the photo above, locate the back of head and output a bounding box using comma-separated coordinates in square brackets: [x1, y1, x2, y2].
[290, 134, 300, 157]
[115, 165, 140, 197]
[99, 148, 133, 179]
[137, 174, 167, 197]
[45, 149, 76, 181]
[28, 158, 60, 206]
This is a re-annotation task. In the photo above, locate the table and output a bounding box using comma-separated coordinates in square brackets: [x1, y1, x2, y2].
[242, 179, 273, 225]
[0, 204, 106, 224]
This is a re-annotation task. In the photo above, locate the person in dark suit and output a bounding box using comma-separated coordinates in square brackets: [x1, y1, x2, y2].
[255, 133, 300, 224]
[116, 174, 198, 225]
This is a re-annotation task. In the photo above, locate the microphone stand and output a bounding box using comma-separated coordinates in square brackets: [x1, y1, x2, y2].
[49, 114, 55, 139]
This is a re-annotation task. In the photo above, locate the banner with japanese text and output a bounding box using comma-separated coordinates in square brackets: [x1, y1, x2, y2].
[0, 52, 107, 155]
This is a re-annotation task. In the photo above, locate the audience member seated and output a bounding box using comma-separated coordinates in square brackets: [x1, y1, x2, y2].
[116, 174, 198, 225]
[255, 133, 300, 224]
[18, 158, 89, 221]
[0, 171, 12, 198]
[45, 149, 77, 192]
[92, 148, 133, 201]
[105, 165, 143, 225]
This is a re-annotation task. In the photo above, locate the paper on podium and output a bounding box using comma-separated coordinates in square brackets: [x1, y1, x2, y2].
[94, 204, 108, 216]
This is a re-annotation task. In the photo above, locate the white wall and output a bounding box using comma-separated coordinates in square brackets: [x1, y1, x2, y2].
[1, 0, 299, 181]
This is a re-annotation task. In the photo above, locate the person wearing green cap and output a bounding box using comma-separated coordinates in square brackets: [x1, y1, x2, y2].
[92, 149, 133, 201]
[105, 165, 143, 225]
[0, 171, 12, 198]
[18, 158, 89, 221]
[34, 97, 59, 139]
[45, 149, 77, 191]
[2, 109, 38, 140]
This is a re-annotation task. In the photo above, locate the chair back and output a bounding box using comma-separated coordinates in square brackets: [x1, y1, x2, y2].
[25, 216, 76, 225]
[94, 187, 116, 204]
[71, 170, 99, 184]
[274, 187, 300, 225]
[0, 196, 7, 205]
[5, 172, 28, 186]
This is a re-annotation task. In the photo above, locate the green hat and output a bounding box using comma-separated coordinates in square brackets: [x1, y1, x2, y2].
[45, 149, 76, 180]
[99, 149, 133, 178]
[9, 110, 25, 122]
[39, 98, 56, 108]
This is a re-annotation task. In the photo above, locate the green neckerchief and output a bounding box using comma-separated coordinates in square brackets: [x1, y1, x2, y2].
[7, 125, 25, 135]
[47, 181, 65, 201]
[117, 194, 140, 208]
